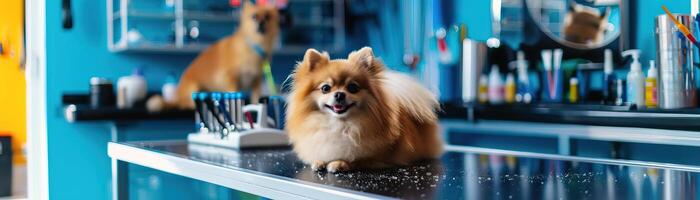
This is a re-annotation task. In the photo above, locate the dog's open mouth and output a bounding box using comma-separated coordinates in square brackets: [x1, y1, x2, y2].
[325, 103, 355, 114]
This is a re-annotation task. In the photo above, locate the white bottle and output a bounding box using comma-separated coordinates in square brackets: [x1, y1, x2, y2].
[488, 65, 504, 104]
[117, 68, 148, 109]
[622, 49, 645, 107]
[162, 74, 177, 103]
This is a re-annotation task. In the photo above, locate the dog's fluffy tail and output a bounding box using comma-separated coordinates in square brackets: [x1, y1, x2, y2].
[381, 71, 439, 122]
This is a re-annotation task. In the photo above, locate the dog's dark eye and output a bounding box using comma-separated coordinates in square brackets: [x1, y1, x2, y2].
[347, 83, 360, 94]
[320, 84, 331, 94]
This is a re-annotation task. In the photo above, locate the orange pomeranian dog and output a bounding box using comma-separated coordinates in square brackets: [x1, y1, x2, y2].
[147, 1, 279, 111]
[286, 47, 443, 173]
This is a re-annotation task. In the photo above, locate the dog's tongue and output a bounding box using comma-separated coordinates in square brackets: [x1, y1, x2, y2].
[332, 104, 345, 112]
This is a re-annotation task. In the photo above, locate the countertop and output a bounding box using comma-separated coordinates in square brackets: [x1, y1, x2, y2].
[108, 141, 700, 199]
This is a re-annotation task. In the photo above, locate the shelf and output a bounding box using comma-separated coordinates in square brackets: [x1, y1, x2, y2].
[473, 103, 700, 131]
[62, 93, 192, 122]
[113, 10, 238, 22]
[109, 42, 211, 54]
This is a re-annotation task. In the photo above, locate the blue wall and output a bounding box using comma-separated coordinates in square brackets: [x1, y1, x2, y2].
[45, 0, 195, 198]
[42, 0, 694, 199]
[635, 0, 691, 62]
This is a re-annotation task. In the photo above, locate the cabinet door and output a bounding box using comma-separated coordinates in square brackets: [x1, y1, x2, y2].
[0, 0, 26, 164]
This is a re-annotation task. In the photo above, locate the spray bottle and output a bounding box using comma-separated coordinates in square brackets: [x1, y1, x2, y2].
[622, 49, 644, 107]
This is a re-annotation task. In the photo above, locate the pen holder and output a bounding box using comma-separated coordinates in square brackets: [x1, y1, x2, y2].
[656, 14, 697, 109]
[542, 69, 564, 103]
[188, 92, 288, 149]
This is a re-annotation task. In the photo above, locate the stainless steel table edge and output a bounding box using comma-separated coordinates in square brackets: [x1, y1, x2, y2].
[107, 142, 396, 200]
[445, 145, 700, 173]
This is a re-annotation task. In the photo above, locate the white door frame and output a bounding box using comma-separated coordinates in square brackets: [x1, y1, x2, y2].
[25, 0, 48, 198]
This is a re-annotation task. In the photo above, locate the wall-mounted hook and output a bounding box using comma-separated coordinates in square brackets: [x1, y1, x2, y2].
[62, 0, 73, 29]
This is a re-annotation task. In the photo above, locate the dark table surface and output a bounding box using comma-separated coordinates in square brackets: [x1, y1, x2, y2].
[124, 141, 700, 199]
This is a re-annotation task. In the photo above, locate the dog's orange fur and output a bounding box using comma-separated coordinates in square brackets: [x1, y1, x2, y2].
[286, 47, 443, 172]
[148, 2, 279, 111]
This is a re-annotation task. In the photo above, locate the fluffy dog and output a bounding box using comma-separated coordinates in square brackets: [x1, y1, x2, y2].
[562, 4, 610, 44]
[286, 47, 443, 172]
[148, 1, 279, 111]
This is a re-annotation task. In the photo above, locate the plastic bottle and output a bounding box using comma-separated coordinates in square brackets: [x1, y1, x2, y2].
[117, 68, 148, 109]
[603, 49, 616, 104]
[162, 74, 177, 103]
[478, 74, 489, 104]
[622, 50, 645, 107]
[569, 77, 579, 103]
[505, 73, 516, 104]
[488, 65, 504, 105]
[515, 51, 531, 103]
[645, 60, 658, 108]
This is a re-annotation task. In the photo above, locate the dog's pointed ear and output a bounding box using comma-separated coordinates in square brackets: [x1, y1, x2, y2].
[600, 7, 610, 20]
[302, 49, 329, 72]
[349, 47, 383, 74]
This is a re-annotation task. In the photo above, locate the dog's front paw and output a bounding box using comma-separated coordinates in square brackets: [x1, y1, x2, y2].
[310, 160, 326, 171]
[326, 160, 350, 173]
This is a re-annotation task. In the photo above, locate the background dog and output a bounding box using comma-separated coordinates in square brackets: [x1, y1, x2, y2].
[148, 1, 279, 111]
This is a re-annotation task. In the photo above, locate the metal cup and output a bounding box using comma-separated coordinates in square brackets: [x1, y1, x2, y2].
[461, 39, 488, 105]
[655, 14, 696, 109]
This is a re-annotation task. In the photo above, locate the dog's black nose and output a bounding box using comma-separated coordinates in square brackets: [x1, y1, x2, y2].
[334, 92, 346, 101]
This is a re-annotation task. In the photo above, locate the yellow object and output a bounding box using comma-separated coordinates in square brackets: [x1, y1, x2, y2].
[661, 6, 695, 40]
[645, 77, 658, 108]
[569, 78, 578, 103]
[0, 0, 26, 164]
[504, 74, 515, 103]
[478, 75, 488, 104]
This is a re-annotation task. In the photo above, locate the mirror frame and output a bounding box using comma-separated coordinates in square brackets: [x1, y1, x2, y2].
[493, 0, 629, 52]
[525, 0, 625, 50]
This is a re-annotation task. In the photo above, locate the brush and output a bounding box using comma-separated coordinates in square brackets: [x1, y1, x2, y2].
[662, 5, 700, 47]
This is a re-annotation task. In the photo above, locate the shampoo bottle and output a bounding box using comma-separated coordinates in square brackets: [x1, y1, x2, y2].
[622, 50, 644, 107]
[645, 60, 658, 108]
[488, 65, 504, 105]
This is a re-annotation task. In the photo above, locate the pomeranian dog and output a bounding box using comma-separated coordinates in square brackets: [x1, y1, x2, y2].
[286, 47, 443, 173]
[562, 4, 610, 44]
[148, 1, 279, 111]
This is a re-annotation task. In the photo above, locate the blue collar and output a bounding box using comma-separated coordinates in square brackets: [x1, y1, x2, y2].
[246, 40, 268, 59]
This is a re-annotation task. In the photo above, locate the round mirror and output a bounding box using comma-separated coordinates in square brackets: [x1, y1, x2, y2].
[525, 0, 621, 49]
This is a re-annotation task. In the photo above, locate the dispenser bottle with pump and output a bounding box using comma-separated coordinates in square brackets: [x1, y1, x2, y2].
[603, 49, 615, 103]
[622, 50, 645, 107]
[646, 60, 658, 108]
